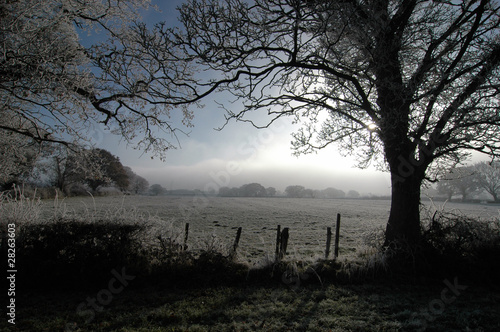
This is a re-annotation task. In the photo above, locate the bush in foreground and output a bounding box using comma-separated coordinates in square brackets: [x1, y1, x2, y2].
[420, 209, 500, 280]
[1, 218, 248, 290]
[346, 208, 500, 283]
[12, 219, 149, 288]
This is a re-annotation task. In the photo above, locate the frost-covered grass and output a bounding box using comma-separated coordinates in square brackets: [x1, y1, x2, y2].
[9, 281, 500, 331]
[31, 195, 392, 264]
[33, 195, 500, 264]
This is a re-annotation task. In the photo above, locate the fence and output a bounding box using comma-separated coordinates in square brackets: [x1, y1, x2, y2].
[180, 213, 342, 262]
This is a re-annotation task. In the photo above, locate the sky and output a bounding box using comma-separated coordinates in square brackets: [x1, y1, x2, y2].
[84, 0, 394, 195]
[89, 0, 486, 195]
[103, 114, 393, 195]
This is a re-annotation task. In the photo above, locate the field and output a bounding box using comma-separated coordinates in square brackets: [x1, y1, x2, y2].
[40, 195, 500, 264]
[3, 195, 500, 331]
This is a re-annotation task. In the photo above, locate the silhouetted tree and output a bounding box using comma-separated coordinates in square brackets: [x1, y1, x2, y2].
[147, 0, 500, 246]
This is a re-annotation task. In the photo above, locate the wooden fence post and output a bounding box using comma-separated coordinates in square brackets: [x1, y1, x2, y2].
[183, 223, 189, 251]
[334, 213, 341, 258]
[230, 227, 242, 260]
[280, 227, 289, 260]
[325, 226, 332, 259]
[275, 225, 281, 262]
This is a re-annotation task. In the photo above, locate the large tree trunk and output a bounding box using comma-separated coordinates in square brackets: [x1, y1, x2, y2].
[384, 172, 424, 247]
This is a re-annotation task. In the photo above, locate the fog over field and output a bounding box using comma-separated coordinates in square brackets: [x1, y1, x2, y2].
[43, 196, 500, 264]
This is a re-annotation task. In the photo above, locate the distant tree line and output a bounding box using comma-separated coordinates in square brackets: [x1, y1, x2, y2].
[219, 183, 277, 197]
[218, 183, 360, 199]
[284, 185, 360, 199]
[435, 162, 500, 202]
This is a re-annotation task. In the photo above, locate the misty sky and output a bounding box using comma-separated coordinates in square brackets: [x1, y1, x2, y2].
[89, 1, 484, 195]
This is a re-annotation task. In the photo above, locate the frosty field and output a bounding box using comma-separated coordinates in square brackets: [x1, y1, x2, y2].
[7, 196, 500, 332]
[41, 195, 500, 264]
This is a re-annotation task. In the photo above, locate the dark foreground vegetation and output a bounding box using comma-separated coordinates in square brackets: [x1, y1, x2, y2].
[1, 210, 500, 331]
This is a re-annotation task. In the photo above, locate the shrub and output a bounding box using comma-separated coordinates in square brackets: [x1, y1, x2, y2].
[360, 209, 500, 282]
[420, 210, 500, 280]
[0, 190, 250, 290]
[13, 219, 149, 289]
[335, 205, 500, 284]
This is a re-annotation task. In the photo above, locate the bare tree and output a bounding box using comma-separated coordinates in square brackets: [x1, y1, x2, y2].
[0, 0, 193, 160]
[45, 146, 83, 192]
[475, 161, 500, 202]
[437, 166, 480, 201]
[141, 0, 500, 246]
